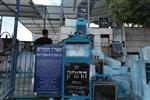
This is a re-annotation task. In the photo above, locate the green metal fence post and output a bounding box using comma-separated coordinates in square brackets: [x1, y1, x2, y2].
[9, 0, 20, 98]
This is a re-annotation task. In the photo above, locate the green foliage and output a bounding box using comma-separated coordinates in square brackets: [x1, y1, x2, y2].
[106, 0, 150, 27]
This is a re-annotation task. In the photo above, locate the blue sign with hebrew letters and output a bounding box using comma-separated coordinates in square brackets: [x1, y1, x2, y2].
[34, 45, 63, 96]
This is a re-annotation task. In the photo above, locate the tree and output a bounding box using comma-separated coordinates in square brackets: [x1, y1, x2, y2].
[106, 0, 150, 27]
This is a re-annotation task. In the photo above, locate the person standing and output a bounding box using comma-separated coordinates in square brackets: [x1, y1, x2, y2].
[34, 29, 53, 45]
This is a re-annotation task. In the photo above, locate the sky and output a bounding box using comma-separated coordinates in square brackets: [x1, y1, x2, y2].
[32, 0, 61, 5]
[1, 17, 33, 41]
[0, 0, 61, 41]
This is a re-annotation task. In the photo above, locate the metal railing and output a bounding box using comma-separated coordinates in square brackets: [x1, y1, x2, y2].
[0, 46, 13, 100]
[14, 44, 35, 98]
[0, 42, 37, 99]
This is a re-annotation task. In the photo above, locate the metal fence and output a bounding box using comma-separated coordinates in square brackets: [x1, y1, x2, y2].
[0, 48, 12, 100]
[0, 42, 37, 99]
[14, 43, 36, 99]
[14, 51, 35, 98]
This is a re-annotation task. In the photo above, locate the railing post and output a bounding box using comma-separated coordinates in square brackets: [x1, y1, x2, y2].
[60, 0, 64, 27]
[88, 0, 90, 28]
[9, 0, 20, 98]
[0, 16, 3, 34]
[43, 5, 46, 29]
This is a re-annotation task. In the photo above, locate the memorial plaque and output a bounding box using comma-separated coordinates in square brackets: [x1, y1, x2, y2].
[64, 63, 89, 96]
[146, 63, 150, 84]
[34, 45, 63, 96]
[77, 5, 88, 19]
[93, 81, 116, 100]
